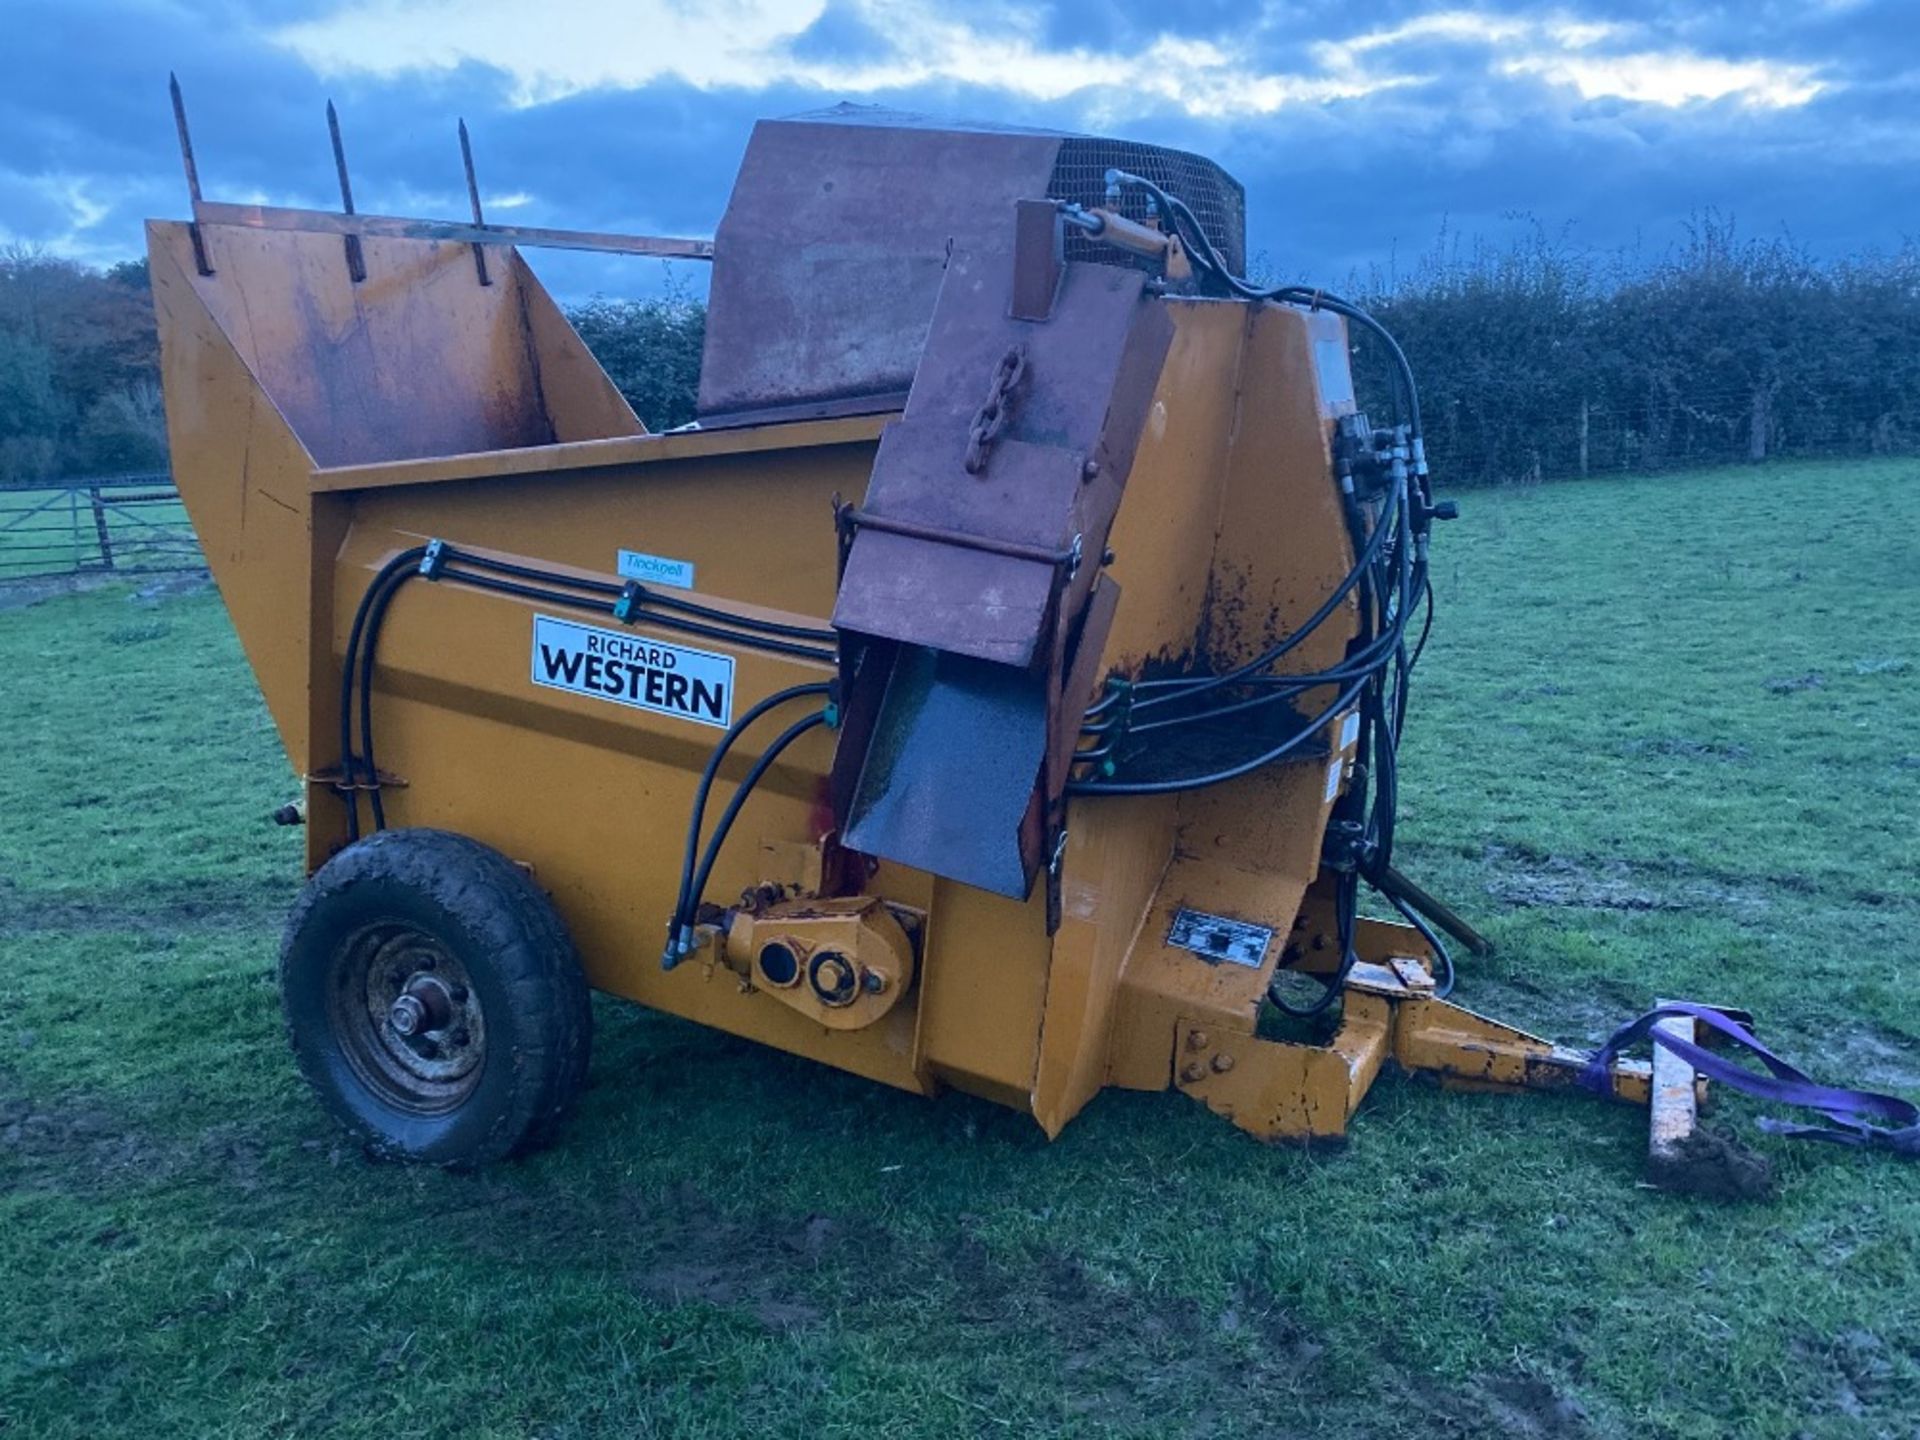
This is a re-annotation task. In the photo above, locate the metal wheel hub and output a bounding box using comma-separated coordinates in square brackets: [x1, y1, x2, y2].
[389, 974, 456, 1037]
[330, 923, 488, 1115]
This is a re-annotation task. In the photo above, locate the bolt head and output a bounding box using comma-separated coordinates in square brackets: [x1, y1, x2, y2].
[1187, 1030, 1210, 1051]
[1211, 1053, 1236, 1074]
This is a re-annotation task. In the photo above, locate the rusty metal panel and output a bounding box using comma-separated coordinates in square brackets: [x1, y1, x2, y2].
[834, 441, 1076, 667]
[827, 239, 1171, 900]
[698, 112, 1065, 420]
[169, 221, 642, 469]
[833, 251, 1172, 663]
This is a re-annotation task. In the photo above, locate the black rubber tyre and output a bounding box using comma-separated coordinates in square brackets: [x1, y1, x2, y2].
[280, 828, 592, 1167]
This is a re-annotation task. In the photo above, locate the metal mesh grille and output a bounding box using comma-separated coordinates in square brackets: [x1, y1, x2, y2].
[1047, 137, 1247, 276]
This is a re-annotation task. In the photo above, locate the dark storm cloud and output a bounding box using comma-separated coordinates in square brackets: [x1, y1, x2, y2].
[2, 0, 1916, 297]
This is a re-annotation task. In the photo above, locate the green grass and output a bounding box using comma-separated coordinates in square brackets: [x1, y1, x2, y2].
[3, 457, 1918, 1439]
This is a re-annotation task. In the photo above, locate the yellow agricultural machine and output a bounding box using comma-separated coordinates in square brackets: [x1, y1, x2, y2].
[151, 90, 1908, 1173]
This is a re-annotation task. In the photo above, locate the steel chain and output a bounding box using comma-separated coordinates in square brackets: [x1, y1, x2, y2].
[963, 344, 1028, 474]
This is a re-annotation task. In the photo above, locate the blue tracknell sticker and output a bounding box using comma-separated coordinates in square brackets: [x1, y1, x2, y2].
[617, 548, 696, 590]
[531, 614, 733, 728]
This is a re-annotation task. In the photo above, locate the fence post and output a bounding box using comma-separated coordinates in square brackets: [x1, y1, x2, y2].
[88, 485, 115, 571]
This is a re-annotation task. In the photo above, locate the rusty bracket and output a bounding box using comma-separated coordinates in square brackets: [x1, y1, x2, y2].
[837, 504, 1080, 573]
[306, 765, 409, 795]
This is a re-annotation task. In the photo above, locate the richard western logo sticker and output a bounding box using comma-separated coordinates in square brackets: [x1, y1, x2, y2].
[531, 614, 733, 728]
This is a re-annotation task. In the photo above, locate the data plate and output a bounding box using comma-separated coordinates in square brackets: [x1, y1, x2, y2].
[1167, 907, 1275, 967]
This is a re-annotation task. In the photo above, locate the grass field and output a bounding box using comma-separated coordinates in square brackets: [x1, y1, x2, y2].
[3, 457, 1918, 1439]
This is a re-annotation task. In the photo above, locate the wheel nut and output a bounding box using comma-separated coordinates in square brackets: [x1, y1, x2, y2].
[389, 993, 429, 1037]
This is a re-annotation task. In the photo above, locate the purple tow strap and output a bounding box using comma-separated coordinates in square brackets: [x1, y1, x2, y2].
[1579, 1002, 1920, 1157]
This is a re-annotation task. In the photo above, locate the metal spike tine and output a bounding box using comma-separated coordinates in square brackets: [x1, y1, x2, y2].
[325, 99, 355, 212]
[458, 118, 491, 286]
[325, 98, 367, 283]
[169, 72, 213, 276]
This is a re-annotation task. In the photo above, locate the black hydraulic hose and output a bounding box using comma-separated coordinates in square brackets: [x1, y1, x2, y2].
[338, 545, 428, 841]
[441, 567, 838, 664]
[645, 590, 839, 644]
[671, 709, 830, 962]
[668, 682, 834, 953]
[445, 548, 623, 596]
[1370, 863, 1494, 958]
[1268, 870, 1359, 1018]
[1105, 171, 1426, 443]
[448, 547, 838, 645]
[1075, 467, 1412, 785]
[1408, 577, 1436, 672]
[356, 562, 425, 832]
[341, 543, 837, 845]
[1125, 481, 1404, 713]
[1118, 482, 1419, 742]
[1099, 171, 1467, 1006]
[1122, 593, 1417, 737]
[1067, 670, 1372, 796]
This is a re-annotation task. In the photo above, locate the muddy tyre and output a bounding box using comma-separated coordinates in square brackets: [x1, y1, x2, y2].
[280, 828, 592, 1167]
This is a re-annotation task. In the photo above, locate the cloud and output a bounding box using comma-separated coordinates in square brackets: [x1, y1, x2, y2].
[270, 1, 1839, 116]
[272, 0, 1406, 117]
[1502, 49, 1824, 107]
[0, 0, 1913, 297]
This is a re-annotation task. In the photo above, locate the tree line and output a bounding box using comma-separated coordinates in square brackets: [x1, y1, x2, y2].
[1343, 216, 1920, 485]
[4, 220, 1914, 487]
[0, 250, 166, 483]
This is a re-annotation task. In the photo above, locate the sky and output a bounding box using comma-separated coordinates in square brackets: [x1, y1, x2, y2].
[3, 0, 1916, 300]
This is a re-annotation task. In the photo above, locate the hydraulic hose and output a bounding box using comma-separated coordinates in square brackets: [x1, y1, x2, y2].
[667, 708, 832, 967]
[337, 545, 428, 840]
[338, 543, 838, 844]
[665, 683, 834, 963]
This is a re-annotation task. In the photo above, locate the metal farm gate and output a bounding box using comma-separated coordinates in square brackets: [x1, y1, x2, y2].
[0, 477, 201, 582]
